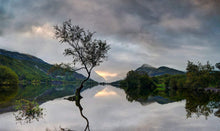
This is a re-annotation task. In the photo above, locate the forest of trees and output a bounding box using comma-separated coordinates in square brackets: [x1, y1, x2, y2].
[0, 65, 19, 85]
[117, 71, 155, 102]
[156, 61, 220, 90]
[119, 61, 220, 91]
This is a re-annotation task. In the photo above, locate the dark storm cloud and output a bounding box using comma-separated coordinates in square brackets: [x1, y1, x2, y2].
[0, 0, 13, 35]
[2, 0, 220, 42]
[0, 0, 220, 81]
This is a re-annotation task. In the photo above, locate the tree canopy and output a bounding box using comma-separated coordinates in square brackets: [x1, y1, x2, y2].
[54, 20, 110, 92]
[0, 65, 18, 85]
[54, 20, 110, 75]
[185, 61, 214, 89]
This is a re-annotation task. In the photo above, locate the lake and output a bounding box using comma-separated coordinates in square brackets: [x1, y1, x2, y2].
[0, 85, 219, 131]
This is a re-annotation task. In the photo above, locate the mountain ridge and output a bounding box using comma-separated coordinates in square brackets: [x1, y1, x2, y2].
[0, 49, 47, 64]
[136, 64, 184, 76]
[0, 49, 96, 83]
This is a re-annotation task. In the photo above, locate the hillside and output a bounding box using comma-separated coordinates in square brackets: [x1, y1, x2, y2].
[0, 49, 95, 83]
[136, 64, 184, 76]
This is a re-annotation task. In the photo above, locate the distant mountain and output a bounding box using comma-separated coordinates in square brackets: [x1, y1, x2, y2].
[0, 49, 96, 83]
[136, 64, 184, 76]
[77, 70, 106, 82]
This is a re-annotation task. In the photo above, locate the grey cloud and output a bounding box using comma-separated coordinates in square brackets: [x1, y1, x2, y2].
[0, 0, 219, 82]
[0, 0, 13, 35]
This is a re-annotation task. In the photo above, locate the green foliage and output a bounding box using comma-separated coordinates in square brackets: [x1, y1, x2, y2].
[119, 70, 156, 102]
[185, 61, 214, 89]
[210, 71, 220, 88]
[14, 99, 43, 123]
[0, 85, 18, 104]
[135, 61, 220, 90]
[0, 65, 19, 85]
[0, 55, 51, 82]
[122, 70, 156, 90]
[0, 53, 97, 84]
[167, 75, 186, 89]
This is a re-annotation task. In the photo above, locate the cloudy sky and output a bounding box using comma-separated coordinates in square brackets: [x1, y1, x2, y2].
[0, 0, 220, 82]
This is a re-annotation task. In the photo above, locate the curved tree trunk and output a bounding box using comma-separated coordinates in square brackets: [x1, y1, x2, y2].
[75, 72, 91, 131]
[75, 72, 90, 101]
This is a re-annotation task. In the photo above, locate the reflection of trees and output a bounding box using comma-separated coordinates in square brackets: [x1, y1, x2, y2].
[66, 95, 90, 131]
[125, 88, 151, 104]
[214, 108, 220, 118]
[156, 89, 220, 119]
[76, 97, 90, 131]
[0, 85, 18, 105]
[123, 86, 220, 119]
[183, 91, 220, 119]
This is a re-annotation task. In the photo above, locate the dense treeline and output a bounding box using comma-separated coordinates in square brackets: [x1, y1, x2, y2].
[118, 71, 220, 118]
[0, 65, 19, 85]
[119, 61, 220, 91]
[120, 71, 156, 90]
[155, 89, 220, 119]
[0, 65, 19, 104]
[158, 61, 220, 89]
[119, 71, 156, 101]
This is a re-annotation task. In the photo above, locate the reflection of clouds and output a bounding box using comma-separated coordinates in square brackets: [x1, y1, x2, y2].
[0, 85, 219, 131]
[94, 88, 117, 97]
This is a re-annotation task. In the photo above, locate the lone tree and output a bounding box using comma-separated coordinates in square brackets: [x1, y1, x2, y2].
[54, 20, 110, 98]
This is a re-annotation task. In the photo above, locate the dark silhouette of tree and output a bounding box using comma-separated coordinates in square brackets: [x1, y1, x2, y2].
[54, 20, 110, 131]
[54, 20, 110, 97]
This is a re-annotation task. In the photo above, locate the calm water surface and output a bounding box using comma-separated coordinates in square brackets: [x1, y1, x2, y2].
[0, 85, 219, 131]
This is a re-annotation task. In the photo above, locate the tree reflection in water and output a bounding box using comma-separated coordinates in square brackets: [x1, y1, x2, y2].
[0, 85, 18, 105]
[122, 86, 220, 119]
[66, 94, 90, 131]
[183, 90, 220, 119]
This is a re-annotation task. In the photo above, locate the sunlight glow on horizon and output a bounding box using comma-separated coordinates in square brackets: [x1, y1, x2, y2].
[95, 71, 118, 80]
[94, 88, 117, 97]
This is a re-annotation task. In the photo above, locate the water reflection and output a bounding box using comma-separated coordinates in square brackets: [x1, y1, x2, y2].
[75, 97, 90, 131]
[183, 90, 220, 119]
[0, 85, 18, 105]
[0, 83, 95, 113]
[0, 85, 219, 131]
[65, 92, 91, 131]
[0, 85, 18, 112]
[94, 88, 117, 97]
[121, 86, 220, 119]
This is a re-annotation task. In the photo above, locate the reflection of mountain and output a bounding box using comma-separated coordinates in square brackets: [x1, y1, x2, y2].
[141, 96, 172, 105]
[124, 88, 173, 105]
[0, 83, 95, 113]
[124, 87, 220, 119]
[136, 64, 184, 76]
[0, 49, 96, 82]
[77, 70, 105, 82]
